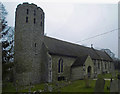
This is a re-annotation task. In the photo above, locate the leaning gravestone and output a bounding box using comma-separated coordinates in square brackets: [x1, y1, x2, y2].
[94, 78, 105, 92]
[118, 74, 120, 94]
[110, 79, 118, 92]
[118, 80, 120, 94]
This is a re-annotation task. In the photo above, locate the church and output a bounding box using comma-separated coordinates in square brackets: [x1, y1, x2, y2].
[14, 2, 114, 86]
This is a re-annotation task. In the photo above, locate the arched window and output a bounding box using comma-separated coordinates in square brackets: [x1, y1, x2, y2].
[58, 58, 63, 73]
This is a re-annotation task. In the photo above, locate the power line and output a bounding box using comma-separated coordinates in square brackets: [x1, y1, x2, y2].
[76, 28, 119, 43]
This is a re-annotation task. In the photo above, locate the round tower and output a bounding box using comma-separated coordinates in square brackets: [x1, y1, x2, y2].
[14, 2, 44, 86]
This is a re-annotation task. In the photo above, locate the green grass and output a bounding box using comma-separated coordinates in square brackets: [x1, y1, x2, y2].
[59, 79, 110, 92]
[59, 80, 95, 92]
[2, 82, 16, 93]
[3, 79, 111, 93]
[97, 73, 112, 79]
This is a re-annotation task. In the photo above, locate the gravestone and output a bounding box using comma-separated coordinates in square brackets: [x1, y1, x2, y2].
[48, 85, 52, 92]
[44, 83, 48, 92]
[117, 74, 120, 80]
[94, 78, 105, 92]
[111, 71, 116, 78]
[110, 79, 118, 92]
[118, 80, 120, 93]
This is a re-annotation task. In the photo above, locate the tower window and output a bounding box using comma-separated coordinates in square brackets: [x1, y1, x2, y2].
[41, 14, 42, 19]
[27, 9, 29, 14]
[34, 10, 36, 16]
[35, 43, 36, 47]
[26, 17, 28, 23]
[34, 18, 36, 24]
[40, 22, 42, 26]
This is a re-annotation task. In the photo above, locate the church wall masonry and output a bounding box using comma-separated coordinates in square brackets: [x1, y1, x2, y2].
[14, 2, 114, 86]
[50, 55, 76, 82]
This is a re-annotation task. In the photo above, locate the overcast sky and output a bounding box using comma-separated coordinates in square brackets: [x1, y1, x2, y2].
[1, 0, 118, 57]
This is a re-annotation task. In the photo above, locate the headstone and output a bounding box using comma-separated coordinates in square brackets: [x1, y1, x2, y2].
[94, 78, 105, 92]
[118, 80, 120, 93]
[110, 79, 118, 92]
[28, 82, 32, 92]
[48, 85, 52, 92]
[111, 71, 116, 78]
[44, 83, 48, 92]
[84, 75, 90, 88]
[117, 74, 120, 80]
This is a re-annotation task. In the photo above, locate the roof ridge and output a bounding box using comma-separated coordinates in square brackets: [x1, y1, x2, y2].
[104, 51, 113, 61]
[45, 36, 91, 49]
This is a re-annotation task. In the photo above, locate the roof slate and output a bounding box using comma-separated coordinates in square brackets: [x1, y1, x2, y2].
[44, 36, 112, 61]
[71, 55, 88, 67]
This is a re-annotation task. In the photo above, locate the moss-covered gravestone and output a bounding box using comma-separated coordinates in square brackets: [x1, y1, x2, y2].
[94, 78, 105, 92]
[110, 79, 118, 92]
[44, 83, 48, 92]
[84, 76, 90, 88]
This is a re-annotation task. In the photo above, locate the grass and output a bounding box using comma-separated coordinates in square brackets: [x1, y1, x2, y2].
[2, 82, 16, 93]
[3, 72, 118, 93]
[2, 82, 45, 93]
[97, 73, 112, 79]
[59, 79, 110, 92]
[2, 79, 111, 93]
[59, 80, 95, 92]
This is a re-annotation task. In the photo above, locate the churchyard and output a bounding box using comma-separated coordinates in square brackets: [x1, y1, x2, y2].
[2, 70, 120, 93]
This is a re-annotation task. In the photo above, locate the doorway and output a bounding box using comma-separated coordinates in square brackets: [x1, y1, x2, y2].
[87, 66, 91, 78]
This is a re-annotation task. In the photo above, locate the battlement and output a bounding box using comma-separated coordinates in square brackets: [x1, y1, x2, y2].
[16, 2, 43, 12]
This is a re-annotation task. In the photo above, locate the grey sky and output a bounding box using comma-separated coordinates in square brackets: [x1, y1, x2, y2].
[2, 1, 118, 57]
